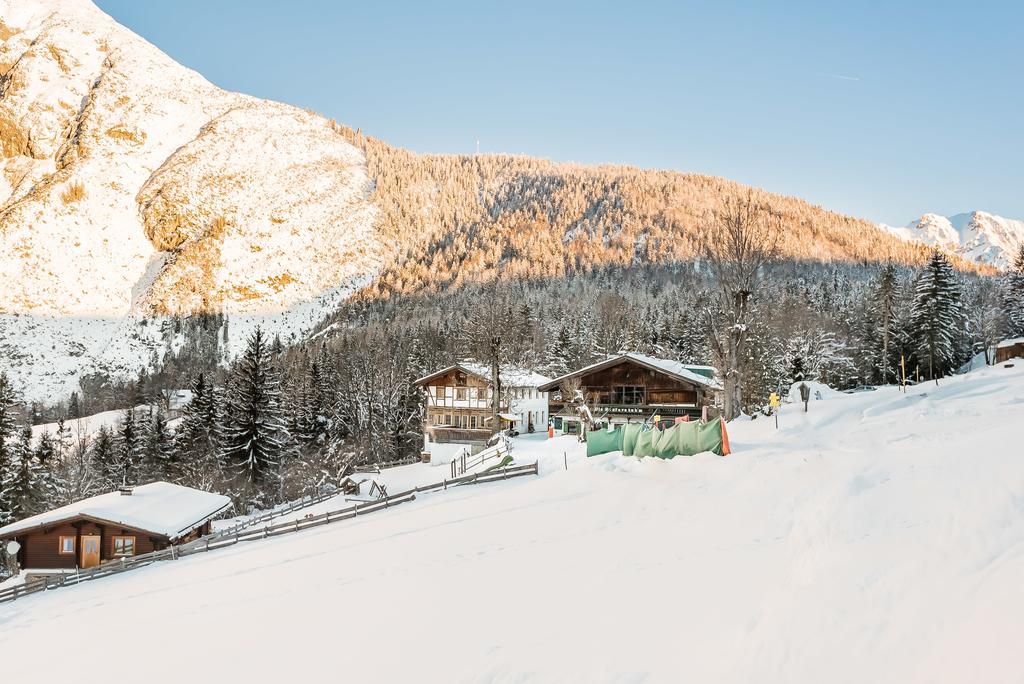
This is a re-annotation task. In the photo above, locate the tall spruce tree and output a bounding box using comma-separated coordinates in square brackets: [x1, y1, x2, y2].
[176, 372, 224, 488]
[141, 409, 176, 483]
[89, 424, 119, 491]
[0, 373, 20, 525]
[32, 427, 65, 506]
[871, 264, 899, 383]
[910, 251, 965, 382]
[1001, 245, 1024, 337]
[221, 328, 292, 507]
[116, 410, 143, 486]
[7, 429, 42, 520]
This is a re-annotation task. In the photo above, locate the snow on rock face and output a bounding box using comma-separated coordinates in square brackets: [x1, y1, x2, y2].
[0, 0, 379, 401]
[137, 103, 379, 318]
[881, 211, 1024, 268]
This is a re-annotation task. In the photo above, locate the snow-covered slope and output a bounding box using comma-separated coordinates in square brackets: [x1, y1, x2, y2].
[0, 0, 379, 400]
[882, 211, 1024, 268]
[3, 363, 1024, 682]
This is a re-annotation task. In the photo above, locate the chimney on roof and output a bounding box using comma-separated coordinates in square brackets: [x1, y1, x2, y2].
[118, 485, 134, 496]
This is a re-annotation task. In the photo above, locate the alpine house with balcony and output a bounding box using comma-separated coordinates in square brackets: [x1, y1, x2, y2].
[536, 352, 722, 435]
[414, 362, 552, 450]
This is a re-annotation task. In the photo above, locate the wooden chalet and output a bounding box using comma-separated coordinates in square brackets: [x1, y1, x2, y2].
[0, 482, 230, 573]
[537, 353, 721, 435]
[415, 362, 552, 449]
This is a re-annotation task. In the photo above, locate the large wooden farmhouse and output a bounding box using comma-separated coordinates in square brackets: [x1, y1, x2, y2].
[0, 482, 230, 573]
[415, 362, 552, 450]
[537, 353, 721, 435]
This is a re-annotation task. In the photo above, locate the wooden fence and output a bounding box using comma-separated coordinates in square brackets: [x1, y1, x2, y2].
[0, 462, 539, 606]
[450, 440, 510, 478]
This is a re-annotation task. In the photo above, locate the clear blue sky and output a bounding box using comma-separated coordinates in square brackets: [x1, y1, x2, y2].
[95, 0, 1024, 225]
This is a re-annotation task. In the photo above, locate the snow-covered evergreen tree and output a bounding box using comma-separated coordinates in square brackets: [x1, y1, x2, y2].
[175, 372, 224, 488]
[141, 409, 177, 483]
[910, 251, 966, 382]
[32, 427, 65, 507]
[6, 429, 43, 520]
[870, 264, 899, 383]
[115, 410, 143, 486]
[0, 373, 20, 525]
[221, 327, 293, 507]
[89, 424, 119, 492]
[1000, 245, 1024, 338]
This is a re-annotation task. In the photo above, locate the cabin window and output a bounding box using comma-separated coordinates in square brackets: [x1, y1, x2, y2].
[613, 386, 646, 405]
[113, 536, 136, 557]
[59, 536, 76, 555]
[456, 387, 467, 401]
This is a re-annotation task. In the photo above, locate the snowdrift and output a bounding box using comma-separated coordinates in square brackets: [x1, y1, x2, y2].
[2, 364, 1024, 682]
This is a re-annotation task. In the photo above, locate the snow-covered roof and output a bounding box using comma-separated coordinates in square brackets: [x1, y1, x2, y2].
[167, 389, 194, 410]
[997, 338, 1024, 349]
[415, 363, 552, 389]
[0, 482, 231, 541]
[538, 353, 722, 391]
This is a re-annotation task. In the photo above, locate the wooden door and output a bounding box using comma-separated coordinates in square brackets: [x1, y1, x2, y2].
[81, 535, 101, 568]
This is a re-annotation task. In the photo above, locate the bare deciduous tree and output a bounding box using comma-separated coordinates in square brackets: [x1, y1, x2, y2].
[701, 192, 781, 420]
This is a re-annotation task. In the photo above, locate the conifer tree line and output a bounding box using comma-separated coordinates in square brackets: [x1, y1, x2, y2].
[2, 250, 1022, 541]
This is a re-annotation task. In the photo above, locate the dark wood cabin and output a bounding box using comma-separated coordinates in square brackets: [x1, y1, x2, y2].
[537, 353, 721, 434]
[0, 482, 230, 573]
[995, 338, 1024, 364]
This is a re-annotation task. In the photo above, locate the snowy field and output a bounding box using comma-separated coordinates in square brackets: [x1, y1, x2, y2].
[2, 363, 1024, 682]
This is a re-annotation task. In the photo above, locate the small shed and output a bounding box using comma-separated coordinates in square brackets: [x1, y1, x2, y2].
[995, 338, 1024, 364]
[0, 482, 230, 572]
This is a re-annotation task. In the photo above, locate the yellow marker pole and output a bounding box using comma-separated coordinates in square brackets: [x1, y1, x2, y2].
[900, 354, 906, 392]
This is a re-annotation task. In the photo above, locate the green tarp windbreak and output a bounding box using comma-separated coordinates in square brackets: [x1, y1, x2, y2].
[585, 417, 730, 458]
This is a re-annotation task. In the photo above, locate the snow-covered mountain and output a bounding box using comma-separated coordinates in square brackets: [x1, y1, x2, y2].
[881, 211, 1024, 268]
[0, 0, 380, 400]
[0, 0, 969, 403]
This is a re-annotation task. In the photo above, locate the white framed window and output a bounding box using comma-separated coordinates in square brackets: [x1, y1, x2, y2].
[59, 536, 75, 555]
[113, 536, 136, 557]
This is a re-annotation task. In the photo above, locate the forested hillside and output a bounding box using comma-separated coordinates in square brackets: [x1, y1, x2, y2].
[335, 124, 970, 301]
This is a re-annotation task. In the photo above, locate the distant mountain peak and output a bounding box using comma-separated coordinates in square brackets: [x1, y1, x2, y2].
[881, 211, 1024, 267]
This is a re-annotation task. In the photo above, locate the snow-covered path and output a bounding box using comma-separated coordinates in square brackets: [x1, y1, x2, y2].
[2, 364, 1024, 682]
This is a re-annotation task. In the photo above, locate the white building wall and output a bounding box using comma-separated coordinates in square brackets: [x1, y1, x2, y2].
[509, 389, 549, 432]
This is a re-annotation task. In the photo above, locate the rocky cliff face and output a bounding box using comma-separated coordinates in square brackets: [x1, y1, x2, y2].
[0, 0, 379, 400]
